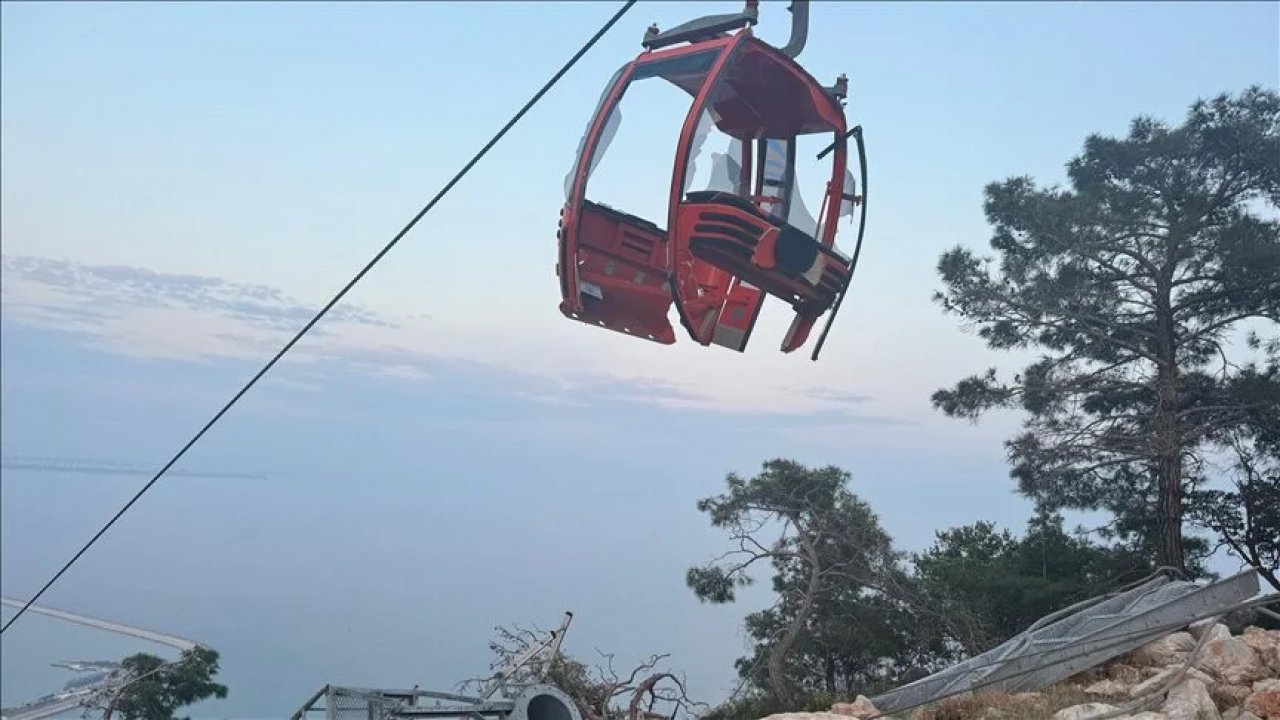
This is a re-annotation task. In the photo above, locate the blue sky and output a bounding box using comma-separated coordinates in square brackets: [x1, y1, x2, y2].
[1, 1, 1276, 717]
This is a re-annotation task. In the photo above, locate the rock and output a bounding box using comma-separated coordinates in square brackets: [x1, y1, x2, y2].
[1253, 679, 1280, 693]
[1244, 678, 1280, 719]
[1135, 633, 1198, 667]
[1160, 677, 1221, 720]
[1189, 620, 1224, 641]
[1053, 703, 1120, 720]
[1087, 679, 1132, 696]
[830, 697, 878, 719]
[817, 625, 1278, 720]
[1241, 627, 1280, 675]
[1130, 667, 1216, 698]
[1195, 633, 1270, 686]
[1213, 685, 1257, 711]
[1206, 624, 1236, 643]
[761, 714, 849, 720]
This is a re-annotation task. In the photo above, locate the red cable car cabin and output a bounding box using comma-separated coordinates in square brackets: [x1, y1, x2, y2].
[557, 15, 864, 359]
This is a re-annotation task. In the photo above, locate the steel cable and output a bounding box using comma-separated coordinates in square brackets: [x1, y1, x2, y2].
[0, 0, 638, 635]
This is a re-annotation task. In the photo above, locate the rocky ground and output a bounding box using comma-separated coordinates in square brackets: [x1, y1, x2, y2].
[761, 621, 1280, 720]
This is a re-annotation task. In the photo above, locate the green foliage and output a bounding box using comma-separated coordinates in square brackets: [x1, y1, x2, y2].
[688, 460, 946, 704]
[932, 86, 1280, 571]
[1187, 348, 1280, 591]
[913, 509, 1155, 653]
[106, 647, 228, 720]
[699, 88, 1279, 717]
[699, 689, 838, 720]
[691, 459, 1231, 717]
[686, 460, 897, 607]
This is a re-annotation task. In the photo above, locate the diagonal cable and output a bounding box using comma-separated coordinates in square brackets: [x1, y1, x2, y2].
[0, 0, 638, 635]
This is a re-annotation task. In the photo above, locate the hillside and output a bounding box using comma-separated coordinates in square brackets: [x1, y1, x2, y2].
[762, 622, 1280, 719]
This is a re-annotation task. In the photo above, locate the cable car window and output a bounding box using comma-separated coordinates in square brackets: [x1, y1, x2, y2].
[575, 49, 720, 227]
[679, 49, 840, 243]
[755, 137, 819, 238]
[787, 133, 852, 258]
[630, 50, 716, 82]
[786, 134, 828, 240]
[565, 66, 626, 200]
[829, 164, 858, 259]
[683, 109, 745, 197]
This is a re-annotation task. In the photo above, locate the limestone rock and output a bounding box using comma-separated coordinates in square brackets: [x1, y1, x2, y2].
[1206, 624, 1236, 643]
[1053, 703, 1120, 720]
[1160, 677, 1221, 720]
[1087, 679, 1132, 696]
[1221, 708, 1264, 720]
[830, 697, 878, 719]
[809, 623, 1277, 720]
[761, 713, 848, 720]
[1195, 633, 1270, 686]
[1135, 633, 1198, 667]
[1253, 679, 1280, 693]
[1130, 667, 1215, 698]
[1213, 685, 1257, 711]
[1241, 627, 1280, 676]
[1189, 620, 1225, 641]
[1244, 678, 1280, 719]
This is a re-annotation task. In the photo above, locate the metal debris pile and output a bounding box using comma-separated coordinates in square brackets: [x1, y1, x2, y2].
[759, 569, 1280, 720]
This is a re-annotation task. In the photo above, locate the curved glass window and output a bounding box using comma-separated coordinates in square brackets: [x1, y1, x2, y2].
[564, 66, 625, 200]
[568, 51, 719, 226]
[683, 107, 745, 197]
[676, 41, 844, 242]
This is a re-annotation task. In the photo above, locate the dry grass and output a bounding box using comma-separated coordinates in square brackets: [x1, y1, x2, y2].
[889, 656, 1169, 719]
[900, 684, 1103, 720]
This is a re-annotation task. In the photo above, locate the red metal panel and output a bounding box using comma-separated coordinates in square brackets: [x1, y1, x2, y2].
[675, 201, 848, 303]
[666, 33, 753, 346]
[711, 278, 765, 352]
[558, 60, 638, 318]
[559, 38, 738, 344]
[663, 32, 854, 353]
[560, 202, 676, 344]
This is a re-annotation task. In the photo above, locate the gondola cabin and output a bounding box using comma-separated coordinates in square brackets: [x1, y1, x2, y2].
[556, 1, 866, 359]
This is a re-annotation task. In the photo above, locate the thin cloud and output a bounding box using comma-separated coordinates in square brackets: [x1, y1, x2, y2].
[0, 254, 912, 426]
[1, 255, 390, 331]
[799, 387, 874, 406]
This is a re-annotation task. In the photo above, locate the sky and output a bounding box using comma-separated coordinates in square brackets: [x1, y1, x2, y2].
[1, 1, 1276, 717]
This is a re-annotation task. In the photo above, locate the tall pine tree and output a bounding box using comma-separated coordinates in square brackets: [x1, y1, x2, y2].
[932, 87, 1279, 571]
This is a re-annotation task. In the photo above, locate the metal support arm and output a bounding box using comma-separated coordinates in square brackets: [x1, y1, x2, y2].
[780, 1, 809, 58]
[642, 1, 758, 50]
